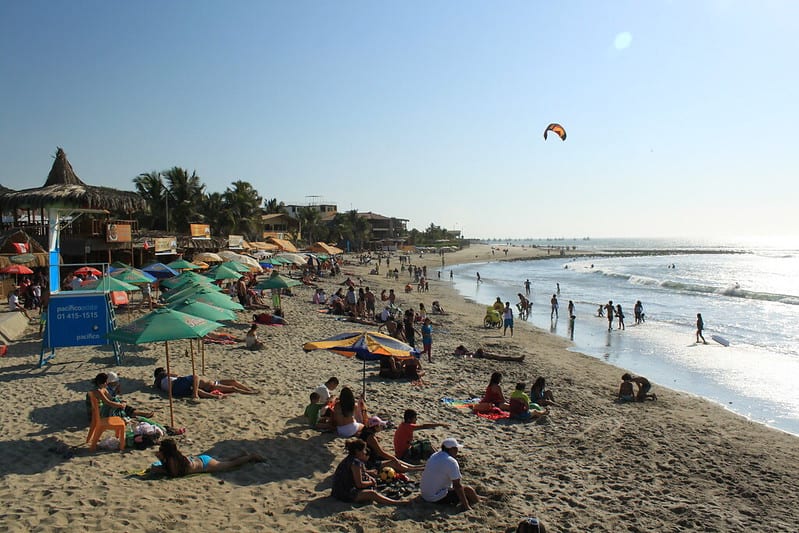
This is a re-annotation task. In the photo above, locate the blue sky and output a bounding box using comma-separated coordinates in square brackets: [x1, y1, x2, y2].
[1, 1, 797, 239]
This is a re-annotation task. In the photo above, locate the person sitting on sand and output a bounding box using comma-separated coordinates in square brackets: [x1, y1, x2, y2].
[333, 386, 368, 438]
[509, 382, 549, 421]
[245, 324, 265, 350]
[153, 438, 264, 477]
[153, 367, 258, 399]
[359, 416, 424, 474]
[621, 373, 656, 402]
[618, 375, 636, 403]
[474, 372, 511, 413]
[331, 438, 410, 505]
[420, 437, 480, 510]
[431, 300, 446, 315]
[403, 357, 425, 384]
[530, 377, 557, 407]
[379, 355, 405, 379]
[393, 409, 449, 462]
[90, 372, 154, 419]
[253, 312, 286, 325]
[453, 345, 525, 363]
[378, 316, 404, 341]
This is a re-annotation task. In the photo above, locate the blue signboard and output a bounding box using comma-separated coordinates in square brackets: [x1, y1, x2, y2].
[44, 292, 110, 348]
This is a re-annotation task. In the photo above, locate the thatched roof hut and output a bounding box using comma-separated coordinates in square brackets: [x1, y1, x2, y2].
[0, 148, 145, 213]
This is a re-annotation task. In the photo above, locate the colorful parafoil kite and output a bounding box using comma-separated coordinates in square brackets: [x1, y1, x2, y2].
[543, 123, 567, 141]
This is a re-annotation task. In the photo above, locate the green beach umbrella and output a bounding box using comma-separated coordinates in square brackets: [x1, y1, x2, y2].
[167, 298, 237, 322]
[160, 271, 216, 289]
[163, 282, 223, 304]
[167, 259, 202, 271]
[110, 261, 130, 269]
[254, 271, 301, 290]
[106, 307, 224, 427]
[218, 261, 251, 274]
[110, 267, 157, 283]
[164, 287, 244, 311]
[204, 265, 243, 281]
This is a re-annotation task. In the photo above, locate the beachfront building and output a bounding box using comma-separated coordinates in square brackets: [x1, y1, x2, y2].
[357, 211, 408, 251]
[261, 213, 299, 242]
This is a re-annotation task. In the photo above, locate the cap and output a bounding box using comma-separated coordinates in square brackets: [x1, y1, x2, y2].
[442, 437, 463, 450]
[106, 372, 119, 383]
[367, 416, 387, 428]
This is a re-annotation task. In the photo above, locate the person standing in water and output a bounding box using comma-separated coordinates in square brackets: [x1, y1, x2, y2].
[605, 301, 615, 331]
[696, 313, 708, 344]
[616, 304, 625, 330]
[524, 279, 531, 296]
[550, 294, 559, 319]
[476, 272, 482, 283]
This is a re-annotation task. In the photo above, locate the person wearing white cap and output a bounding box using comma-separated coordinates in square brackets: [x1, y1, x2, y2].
[420, 437, 480, 511]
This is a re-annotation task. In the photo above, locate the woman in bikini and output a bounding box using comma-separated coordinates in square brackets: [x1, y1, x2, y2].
[332, 386, 368, 438]
[154, 438, 264, 477]
[474, 371, 511, 413]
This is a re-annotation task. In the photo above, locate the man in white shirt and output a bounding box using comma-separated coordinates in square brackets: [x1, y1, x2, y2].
[8, 289, 32, 320]
[420, 438, 480, 511]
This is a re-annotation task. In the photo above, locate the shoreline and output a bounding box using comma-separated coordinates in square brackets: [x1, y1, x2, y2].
[1, 242, 798, 531]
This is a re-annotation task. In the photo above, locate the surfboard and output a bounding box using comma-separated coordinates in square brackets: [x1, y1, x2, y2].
[711, 334, 730, 347]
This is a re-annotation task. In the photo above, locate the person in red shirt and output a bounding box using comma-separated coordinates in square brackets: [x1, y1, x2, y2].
[393, 409, 449, 461]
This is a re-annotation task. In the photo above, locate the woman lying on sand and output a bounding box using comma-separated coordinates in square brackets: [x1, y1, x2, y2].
[154, 438, 264, 477]
[453, 345, 525, 363]
[331, 438, 410, 505]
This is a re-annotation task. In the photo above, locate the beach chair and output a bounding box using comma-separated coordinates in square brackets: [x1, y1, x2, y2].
[86, 391, 126, 452]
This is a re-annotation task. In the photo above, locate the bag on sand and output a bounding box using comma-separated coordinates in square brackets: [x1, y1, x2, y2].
[406, 439, 434, 461]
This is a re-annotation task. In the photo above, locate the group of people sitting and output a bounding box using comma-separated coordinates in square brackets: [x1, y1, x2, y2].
[474, 371, 554, 421]
[378, 354, 425, 384]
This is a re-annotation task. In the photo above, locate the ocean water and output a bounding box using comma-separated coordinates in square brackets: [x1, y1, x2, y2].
[449, 238, 799, 436]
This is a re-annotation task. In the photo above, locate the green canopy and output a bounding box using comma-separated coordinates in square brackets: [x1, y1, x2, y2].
[161, 273, 218, 291]
[167, 259, 202, 271]
[110, 267, 157, 283]
[217, 261, 251, 273]
[163, 288, 244, 311]
[204, 265, 244, 281]
[254, 271, 302, 290]
[163, 282, 223, 303]
[167, 298, 237, 322]
[106, 307, 223, 344]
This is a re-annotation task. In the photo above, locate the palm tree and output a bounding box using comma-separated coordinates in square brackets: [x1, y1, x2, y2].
[163, 167, 205, 233]
[202, 192, 229, 236]
[297, 206, 323, 246]
[335, 210, 371, 252]
[264, 197, 287, 214]
[133, 171, 166, 229]
[223, 180, 263, 240]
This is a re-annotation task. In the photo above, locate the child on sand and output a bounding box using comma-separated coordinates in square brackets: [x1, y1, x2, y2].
[304, 391, 332, 430]
[393, 409, 449, 462]
[619, 373, 656, 402]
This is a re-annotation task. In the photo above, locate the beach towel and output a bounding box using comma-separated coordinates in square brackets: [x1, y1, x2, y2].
[440, 397, 482, 409]
[474, 407, 511, 421]
[204, 332, 240, 345]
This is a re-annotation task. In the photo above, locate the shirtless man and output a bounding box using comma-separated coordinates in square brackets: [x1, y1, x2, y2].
[621, 373, 656, 402]
[154, 367, 258, 399]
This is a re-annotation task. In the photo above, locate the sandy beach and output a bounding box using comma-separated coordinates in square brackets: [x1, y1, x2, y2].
[2, 243, 799, 532]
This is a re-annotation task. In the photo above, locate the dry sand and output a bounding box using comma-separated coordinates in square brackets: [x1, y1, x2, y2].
[2, 243, 799, 532]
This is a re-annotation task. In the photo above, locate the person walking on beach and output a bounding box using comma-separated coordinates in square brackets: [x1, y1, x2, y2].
[421, 317, 433, 363]
[524, 279, 531, 296]
[696, 313, 708, 344]
[550, 294, 559, 319]
[567, 300, 575, 318]
[476, 272, 482, 283]
[616, 304, 625, 330]
[605, 301, 615, 330]
[502, 302, 514, 337]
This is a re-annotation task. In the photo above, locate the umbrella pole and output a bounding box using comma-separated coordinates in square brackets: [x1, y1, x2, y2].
[201, 338, 206, 374]
[362, 358, 366, 399]
[189, 343, 196, 377]
[165, 341, 175, 428]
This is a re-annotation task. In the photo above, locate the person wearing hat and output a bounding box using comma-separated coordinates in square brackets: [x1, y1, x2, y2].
[359, 416, 423, 474]
[420, 437, 480, 511]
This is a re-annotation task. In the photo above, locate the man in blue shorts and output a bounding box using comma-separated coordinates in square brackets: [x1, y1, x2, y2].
[154, 367, 258, 399]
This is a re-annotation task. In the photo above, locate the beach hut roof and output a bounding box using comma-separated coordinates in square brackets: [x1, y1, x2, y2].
[0, 147, 145, 213]
[266, 237, 298, 253]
